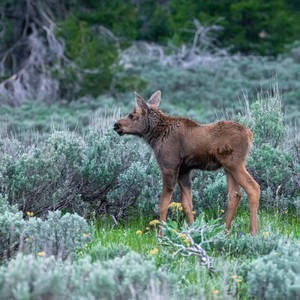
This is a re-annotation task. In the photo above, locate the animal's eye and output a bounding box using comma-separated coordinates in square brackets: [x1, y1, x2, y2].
[128, 113, 134, 120]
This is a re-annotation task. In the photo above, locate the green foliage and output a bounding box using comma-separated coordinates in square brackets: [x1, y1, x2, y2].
[0, 252, 172, 300]
[0, 196, 24, 260]
[0, 127, 160, 220]
[236, 88, 299, 212]
[87, 243, 131, 262]
[240, 89, 284, 148]
[213, 231, 287, 258]
[247, 242, 300, 299]
[23, 211, 93, 260]
[56, 13, 118, 97]
[74, 0, 300, 56]
[0, 194, 93, 261]
[4, 131, 87, 215]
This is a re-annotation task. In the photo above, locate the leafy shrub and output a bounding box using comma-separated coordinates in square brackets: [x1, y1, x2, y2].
[87, 243, 131, 262]
[0, 127, 160, 220]
[239, 88, 284, 148]
[56, 13, 119, 98]
[247, 242, 300, 299]
[0, 252, 172, 300]
[80, 131, 159, 221]
[0, 196, 24, 260]
[213, 231, 287, 258]
[238, 89, 299, 212]
[23, 211, 93, 260]
[0, 196, 93, 261]
[5, 131, 87, 215]
[194, 172, 227, 214]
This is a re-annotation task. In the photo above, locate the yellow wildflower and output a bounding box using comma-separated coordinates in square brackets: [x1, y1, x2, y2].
[169, 202, 182, 210]
[263, 232, 269, 238]
[170, 229, 177, 233]
[136, 230, 142, 235]
[26, 211, 34, 217]
[231, 275, 242, 283]
[82, 233, 89, 238]
[25, 237, 30, 242]
[149, 220, 160, 226]
[178, 233, 186, 239]
[212, 290, 219, 295]
[37, 251, 46, 257]
[178, 207, 183, 211]
[192, 211, 196, 214]
[146, 227, 150, 231]
[149, 248, 158, 255]
[220, 209, 225, 213]
[184, 238, 190, 246]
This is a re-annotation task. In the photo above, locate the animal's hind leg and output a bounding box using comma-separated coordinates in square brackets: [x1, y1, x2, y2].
[225, 170, 242, 232]
[229, 166, 260, 235]
[178, 171, 194, 225]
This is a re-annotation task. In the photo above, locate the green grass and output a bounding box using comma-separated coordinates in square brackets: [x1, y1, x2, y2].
[84, 209, 300, 299]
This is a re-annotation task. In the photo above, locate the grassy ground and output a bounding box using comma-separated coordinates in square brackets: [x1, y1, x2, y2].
[85, 208, 300, 299]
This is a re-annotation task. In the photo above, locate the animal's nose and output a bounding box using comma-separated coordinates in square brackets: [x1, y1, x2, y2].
[113, 122, 120, 131]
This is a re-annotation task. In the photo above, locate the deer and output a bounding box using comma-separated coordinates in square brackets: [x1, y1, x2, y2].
[114, 90, 260, 235]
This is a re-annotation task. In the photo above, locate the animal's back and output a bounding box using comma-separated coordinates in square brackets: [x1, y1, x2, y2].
[176, 119, 252, 171]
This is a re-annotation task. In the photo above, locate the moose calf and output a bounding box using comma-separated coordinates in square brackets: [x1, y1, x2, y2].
[114, 91, 260, 234]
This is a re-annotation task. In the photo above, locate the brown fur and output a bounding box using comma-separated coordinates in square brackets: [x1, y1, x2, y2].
[114, 91, 260, 234]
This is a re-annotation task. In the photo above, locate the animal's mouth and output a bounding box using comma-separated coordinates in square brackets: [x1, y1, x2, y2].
[113, 124, 124, 136]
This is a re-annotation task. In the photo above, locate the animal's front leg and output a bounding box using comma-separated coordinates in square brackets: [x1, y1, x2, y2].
[159, 170, 177, 223]
[178, 171, 194, 225]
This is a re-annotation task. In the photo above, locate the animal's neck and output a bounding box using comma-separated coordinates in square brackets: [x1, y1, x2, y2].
[142, 109, 177, 146]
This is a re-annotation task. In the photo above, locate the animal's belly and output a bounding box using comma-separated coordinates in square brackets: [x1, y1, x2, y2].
[182, 154, 222, 171]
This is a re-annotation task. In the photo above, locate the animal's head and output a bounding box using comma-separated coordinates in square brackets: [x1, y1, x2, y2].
[113, 90, 161, 136]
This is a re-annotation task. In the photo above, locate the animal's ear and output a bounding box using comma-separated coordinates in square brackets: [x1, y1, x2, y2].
[148, 90, 161, 107]
[135, 92, 149, 113]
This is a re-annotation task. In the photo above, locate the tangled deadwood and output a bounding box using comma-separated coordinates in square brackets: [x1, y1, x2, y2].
[119, 19, 230, 70]
[0, 1, 69, 104]
[0, 0, 118, 105]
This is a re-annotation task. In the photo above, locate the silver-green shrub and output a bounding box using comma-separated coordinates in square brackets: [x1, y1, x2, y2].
[0, 252, 172, 300]
[81, 131, 159, 221]
[0, 195, 24, 260]
[238, 89, 298, 212]
[247, 242, 300, 299]
[6, 131, 87, 215]
[213, 231, 287, 258]
[1, 128, 160, 220]
[23, 211, 93, 260]
[87, 243, 131, 262]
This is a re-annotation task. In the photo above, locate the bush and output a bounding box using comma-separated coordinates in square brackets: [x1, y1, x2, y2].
[23, 211, 93, 260]
[88, 243, 131, 262]
[0, 196, 24, 260]
[80, 131, 159, 221]
[0, 252, 173, 300]
[247, 242, 300, 299]
[5, 131, 87, 215]
[213, 231, 287, 258]
[238, 89, 298, 212]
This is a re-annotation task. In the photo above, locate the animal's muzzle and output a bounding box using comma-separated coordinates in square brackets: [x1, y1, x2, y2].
[113, 122, 124, 136]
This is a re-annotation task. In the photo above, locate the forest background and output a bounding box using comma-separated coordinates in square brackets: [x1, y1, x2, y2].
[0, 1, 300, 299]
